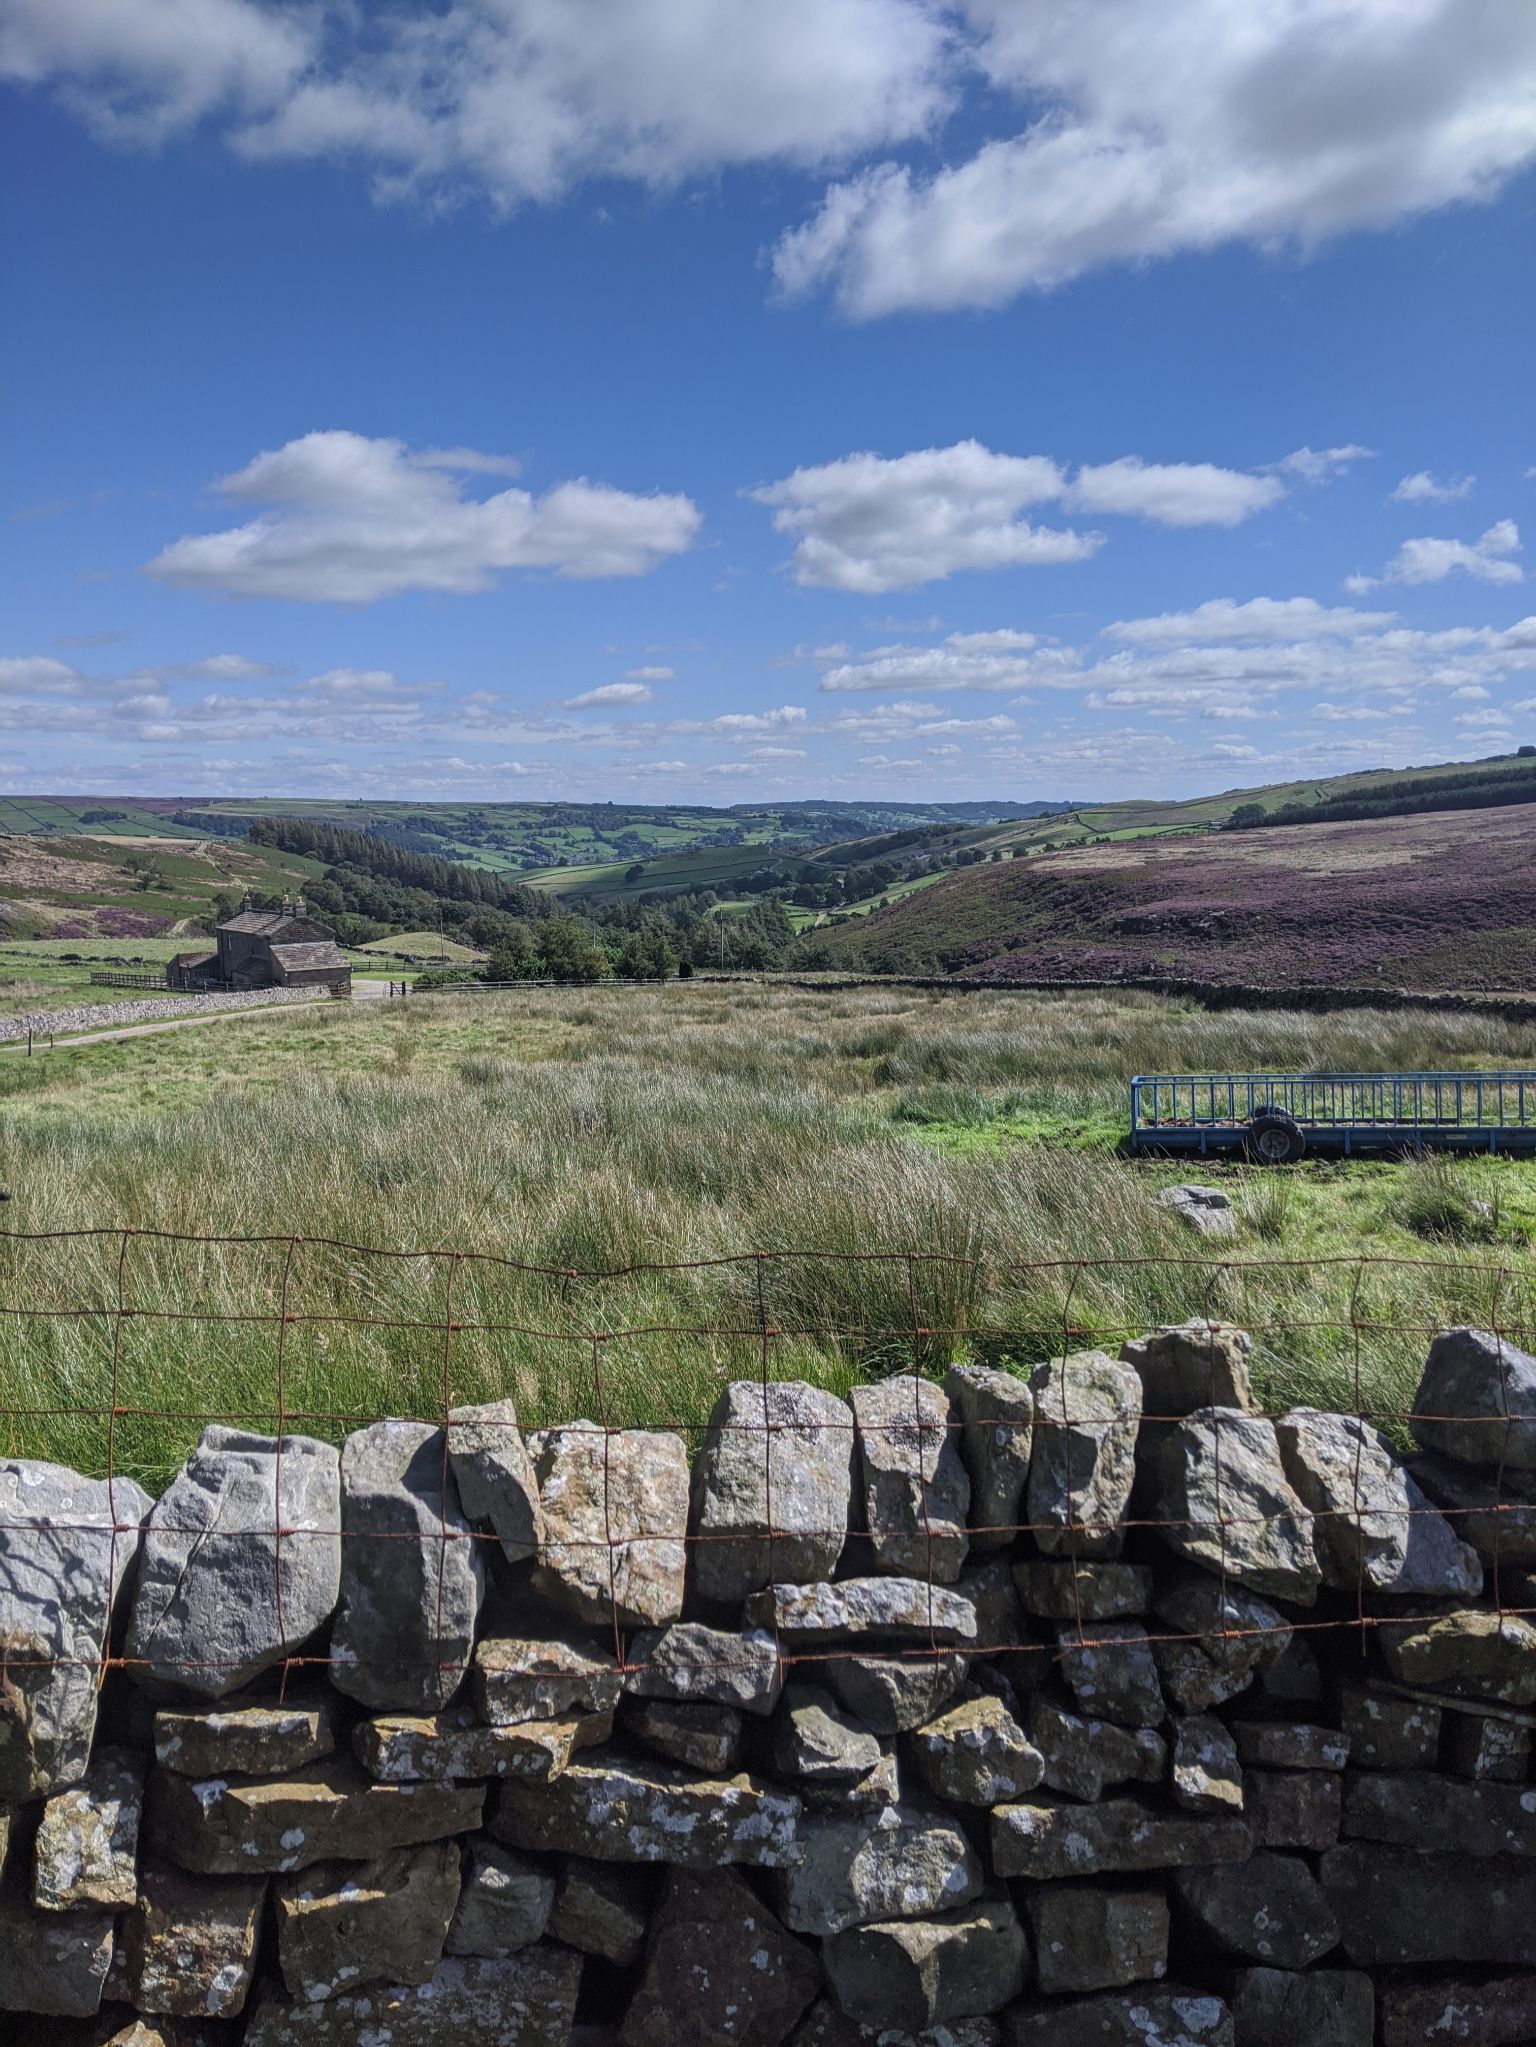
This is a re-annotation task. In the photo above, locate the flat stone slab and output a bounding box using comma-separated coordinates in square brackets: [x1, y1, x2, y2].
[155, 1694, 338, 1778]
[625, 1696, 744, 1774]
[1003, 1986, 1234, 2046]
[620, 1869, 822, 2047]
[33, 1745, 145, 1910]
[991, 1794, 1252, 1882]
[242, 1948, 583, 2047]
[624, 1621, 783, 1713]
[1342, 1769, 1536, 1855]
[148, 1758, 485, 1874]
[745, 1577, 978, 1647]
[276, 1843, 461, 2000]
[353, 1702, 612, 1782]
[1339, 1686, 1440, 1771]
[125, 1426, 341, 1698]
[850, 1375, 970, 1583]
[776, 1802, 984, 1938]
[1382, 1973, 1536, 2047]
[474, 1633, 624, 1725]
[1320, 1842, 1536, 1966]
[689, 1380, 854, 1604]
[822, 1893, 1028, 2033]
[491, 1756, 801, 1870]
[1025, 1885, 1168, 1997]
[530, 1422, 690, 1629]
[121, 1857, 266, 2020]
[945, 1364, 1033, 1552]
[1232, 1721, 1349, 1771]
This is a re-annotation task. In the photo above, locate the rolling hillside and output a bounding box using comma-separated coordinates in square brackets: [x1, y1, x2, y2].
[791, 801, 1536, 990]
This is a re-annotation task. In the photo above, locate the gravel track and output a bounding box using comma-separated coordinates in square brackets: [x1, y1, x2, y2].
[0, 986, 330, 1044]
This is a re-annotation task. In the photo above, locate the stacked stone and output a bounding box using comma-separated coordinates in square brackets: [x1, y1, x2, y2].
[0, 1328, 1534, 2046]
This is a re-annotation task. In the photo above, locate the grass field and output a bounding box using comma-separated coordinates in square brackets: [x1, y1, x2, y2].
[1, 981, 1533, 1491]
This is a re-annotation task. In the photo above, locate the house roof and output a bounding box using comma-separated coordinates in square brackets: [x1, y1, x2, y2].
[268, 941, 351, 972]
[171, 950, 219, 970]
[218, 910, 329, 939]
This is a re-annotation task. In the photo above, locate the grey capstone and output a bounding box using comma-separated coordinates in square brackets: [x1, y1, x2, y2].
[329, 1420, 486, 1713]
[689, 1380, 854, 1603]
[530, 1422, 689, 1629]
[1411, 1326, 1536, 1469]
[850, 1375, 971, 1583]
[1120, 1320, 1255, 1417]
[1150, 1409, 1321, 1603]
[125, 1427, 341, 1697]
[1026, 1351, 1141, 1559]
[945, 1365, 1033, 1552]
[447, 1398, 544, 1564]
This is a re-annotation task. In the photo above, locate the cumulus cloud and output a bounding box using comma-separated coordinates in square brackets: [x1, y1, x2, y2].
[145, 430, 701, 601]
[819, 630, 1081, 693]
[751, 439, 1291, 591]
[625, 664, 674, 681]
[566, 681, 655, 707]
[774, 1, 1536, 315]
[1392, 470, 1476, 504]
[0, 655, 87, 695]
[1103, 597, 1399, 646]
[1347, 520, 1523, 591]
[1276, 445, 1376, 483]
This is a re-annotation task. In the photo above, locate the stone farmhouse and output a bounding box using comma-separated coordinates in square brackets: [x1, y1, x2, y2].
[168, 896, 352, 996]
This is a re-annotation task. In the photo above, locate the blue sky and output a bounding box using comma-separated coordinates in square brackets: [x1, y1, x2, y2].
[3, 0, 1534, 805]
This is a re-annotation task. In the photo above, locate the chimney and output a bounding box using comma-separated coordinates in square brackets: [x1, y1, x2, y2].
[294, 895, 306, 917]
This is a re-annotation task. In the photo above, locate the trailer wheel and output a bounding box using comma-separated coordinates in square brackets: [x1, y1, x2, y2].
[1247, 1114, 1306, 1165]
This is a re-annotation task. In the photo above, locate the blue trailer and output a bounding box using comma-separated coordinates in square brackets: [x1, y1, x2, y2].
[1129, 1070, 1536, 1162]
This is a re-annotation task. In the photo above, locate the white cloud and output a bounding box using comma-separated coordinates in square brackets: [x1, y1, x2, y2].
[145, 430, 701, 601]
[1348, 520, 1523, 591]
[625, 664, 674, 681]
[1392, 470, 1476, 504]
[565, 681, 654, 708]
[774, 1, 1536, 315]
[1104, 597, 1399, 646]
[1276, 445, 1376, 483]
[153, 652, 287, 680]
[819, 631, 1081, 693]
[0, 655, 86, 695]
[1065, 457, 1283, 528]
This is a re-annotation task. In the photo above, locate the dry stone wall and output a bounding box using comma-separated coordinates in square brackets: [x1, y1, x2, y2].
[2, 1322, 1536, 2045]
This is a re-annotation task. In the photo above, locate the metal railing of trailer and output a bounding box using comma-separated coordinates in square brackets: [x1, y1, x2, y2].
[1129, 1070, 1536, 1159]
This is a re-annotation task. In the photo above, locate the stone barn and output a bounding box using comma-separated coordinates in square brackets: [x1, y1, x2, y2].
[169, 896, 352, 996]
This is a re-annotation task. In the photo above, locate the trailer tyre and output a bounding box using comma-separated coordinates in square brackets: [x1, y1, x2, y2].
[1247, 1114, 1306, 1166]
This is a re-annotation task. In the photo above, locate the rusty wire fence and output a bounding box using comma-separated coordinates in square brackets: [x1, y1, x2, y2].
[0, 1226, 1532, 1699]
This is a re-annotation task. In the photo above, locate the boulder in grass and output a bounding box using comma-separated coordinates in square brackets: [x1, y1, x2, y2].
[776, 1803, 984, 1939]
[1026, 1352, 1141, 1559]
[125, 1427, 341, 1699]
[620, 1869, 822, 2047]
[1274, 1408, 1481, 1597]
[446, 1398, 544, 1564]
[241, 1950, 583, 2047]
[690, 1380, 855, 1604]
[1150, 1409, 1321, 1605]
[530, 1422, 689, 1630]
[822, 1893, 1029, 2032]
[945, 1365, 1034, 1551]
[850, 1375, 971, 1584]
[1172, 1852, 1340, 1968]
[0, 1457, 152, 1806]
[1411, 1327, 1536, 1470]
[1120, 1321, 1255, 1417]
[328, 1420, 485, 1715]
[1157, 1185, 1236, 1237]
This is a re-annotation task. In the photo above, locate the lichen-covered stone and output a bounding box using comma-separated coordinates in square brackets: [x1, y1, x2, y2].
[1025, 1885, 1168, 1997]
[548, 1856, 651, 1966]
[1026, 1693, 1165, 1804]
[620, 1869, 822, 2047]
[275, 1843, 461, 2000]
[1320, 1843, 1536, 1966]
[909, 1694, 1043, 1807]
[776, 1804, 984, 1938]
[624, 1622, 783, 1714]
[155, 1694, 337, 1778]
[491, 1757, 800, 1870]
[850, 1376, 970, 1583]
[1013, 1561, 1152, 1621]
[945, 1365, 1033, 1552]
[1170, 1717, 1243, 1814]
[793, 2001, 1001, 2047]
[447, 1398, 544, 1563]
[529, 1422, 689, 1630]
[1003, 1986, 1234, 2046]
[1151, 1572, 1293, 1713]
[625, 1696, 745, 1773]
[774, 1685, 884, 1783]
[0, 1867, 115, 2016]
[1411, 1327, 1536, 1469]
[353, 1702, 611, 1783]
[1150, 1410, 1321, 1603]
[125, 1428, 341, 1698]
[445, 1842, 554, 1959]
[474, 1632, 623, 1725]
[148, 1758, 485, 1874]
[241, 1949, 583, 2047]
[991, 1794, 1252, 1882]
[122, 1857, 266, 2019]
[329, 1420, 486, 1713]
[1244, 1768, 1342, 1852]
[689, 1380, 854, 1604]
[746, 1578, 977, 1648]
[1026, 1351, 1140, 1559]
[33, 1745, 144, 1910]
[1443, 1708, 1533, 1782]
[823, 1893, 1027, 2032]
[1232, 1721, 1349, 1771]
[0, 1457, 152, 1806]
[1172, 1852, 1339, 1967]
[1274, 1408, 1481, 1596]
[801, 1748, 901, 1817]
[1341, 1769, 1536, 1855]
[1230, 1969, 1373, 2047]
[1378, 1609, 1536, 1705]
[1338, 1685, 1440, 1771]
[824, 1652, 969, 1735]
[1381, 1973, 1536, 2047]
[1055, 1621, 1164, 1728]
[1120, 1320, 1255, 1417]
